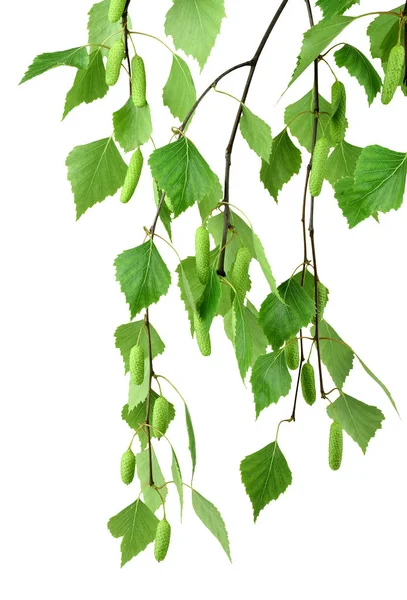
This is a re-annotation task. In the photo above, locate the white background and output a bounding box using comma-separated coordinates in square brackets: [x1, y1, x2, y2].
[1, 0, 406, 598]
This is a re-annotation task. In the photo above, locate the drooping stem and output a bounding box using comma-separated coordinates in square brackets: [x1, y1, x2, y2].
[217, 0, 291, 276]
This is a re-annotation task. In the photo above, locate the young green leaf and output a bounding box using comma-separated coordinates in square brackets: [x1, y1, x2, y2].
[316, 0, 360, 18]
[251, 351, 292, 417]
[192, 490, 231, 561]
[115, 320, 165, 372]
[66, 137, 127, 219]
[165, 0, 226, 69]
[326, 140, 362, 186]
[163, 54, 197, 121]
[240, 107, 273, 162]
[136, 448, 167, 512]
[232, 297, 253, 380]
[20, 47, 89, 84]
[63, 50, 108, 119]
[368, 7, 403, 66]
[108, 499, 159, 566]
[327, 394, 384, 453]
[355, 355, 398, 415]
[241, 441, 292, 521]
[311, 320, 354, 389]
[113, 99, 153, 152]
[252, 234, 282, 301]
[245, 301, 269, 365]
[149, 137, 221, 217]
[259, 278, 315, 350]
[171, 449, 184, 518]
[184, 403, 197, 475]
[284, 90, 333, 152]
[260, 129, 302, 201]
[114, 240, 171, 318]
[88, 0, 131, 57]
[128, 365, 150, 410]
[334, 44, 382, 105]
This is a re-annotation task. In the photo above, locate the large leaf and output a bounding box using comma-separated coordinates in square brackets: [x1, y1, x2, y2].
[245, 301, 268, 365]
[240, 107, 273, 162]
[335, 145, 407, 228]
[88, 0, 130, 57]
[136, 448, 167, 512]
[334, 44, 382, 105]
[163, 54, 197, 121]
[260, 278, 315, 350]
[290, 15, 355, 87]
[260, 129, 302, 201]
[113, 99, 152, 152]
[252, 234, 281, 300]
[317, 0, 360, 18]
[367, 7, 403, 66]
[149, 137, 221, 217]
[241, 441, 292, 521]
[107, 499, 159, 566]
[63, 50, 108, 119]
[114, 240, 171, 319]
[114, 320, 165, 372]
[251, 351, 292, 417]
[192, 490, 231, 560]
[327, 393, 384, 453]
[165, 0, 226, 69]
[232, 298, 253, 380]
[326, 140, 362, 186]
[20, 47, 89, 84]
[66, 137, 127, 218]
[284, 90, 333, 152]
[314, 320, 354, 389]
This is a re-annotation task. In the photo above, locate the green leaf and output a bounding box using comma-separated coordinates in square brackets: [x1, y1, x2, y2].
[355, 355, 399, 415]
[165, 0, 226, 69]
[108, 498, 159, 566]
[197, 179, 223, 220]
[367, 7, 403, 65]
[334, 44, 382, 105]
[88, 0, 130, 57]
[153, 181, 172, 241]
[163, 54, 197, 121]
[290, 15, 355, 87]
[113, 98, 153, 152]
[128, 365, 150, 410]
[327, 393, 384, 453]
[149, 137, 221, 217]
[284, 90, 333, 152]
[260, 278, 315, 350]
[335, 145, 407, 228]
[192, 490, 231, 560]
[122, 393, 176, 443]
[114, 240, 171, 319]
[260, 129, 302, 201]
[232, 298, 253, 380]
[313, 320, 354, 389]
[326, 141, 362, 186]
[252, 234, 282, 301]
[63, 50, 108, 120]
[136, 448, 167, 512]
[316, 0, 360, 18]
[245, 301, 268, 365]
[198, 262, 221, 332]
[241, 441, 292, 521]
[114, 320, 165, 372]
[240, 107, 273, 162]
[176, 256, 204, 333]
[251, 351, 292, 417]
[20, 47, 89, 84]
[66, 137, 127, 219]
[292, 269, 329, 308]
[185, 403, 197, 475]
[171, 449, 184, 518]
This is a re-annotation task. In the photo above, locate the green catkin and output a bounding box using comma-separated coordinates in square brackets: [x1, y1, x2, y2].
[301, 362, 316, 406]
[154, 519, 171, 562]
[193, 312, 211, 357]
[330, 81, 347, 144]
[120, 448, 136, 485]
[129, 344, 144, 385]
[105, 39, 125, 86]
[309, 137, 330, 197]
[312, 282, 328, 323]
[195, 226, 210, 285]
[381, 44, 405, 105]
[152, 396, 170, 439]
[231, 246, 252, 304]
[108, 0, 127, 23]
[329, 421, 343, 471]
[285, 337, 300, 371]
[120, 148, 143, 204]
[131, 55, 147, 107]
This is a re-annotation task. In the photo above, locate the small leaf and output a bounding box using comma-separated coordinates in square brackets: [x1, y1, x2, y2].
[63, 50, 108, 119]
[245, 301, 268, 364]
[251, 351, 292, 417]
[192, 490, 231, 560]
[260, 129, 302, 201]
[136, 448, 167, 512]
[114, 240, 171, 319]
[326, 140, 362, 186]
[163, 54, 197, 121]
[185, 403, 197, 475]
[113, 99, 153, 152]
[66, 137, 127, 219]
[165, 0, 226, 69]
[240, 107, 273, 162]
[327, 393, 384, 453]
[107, 499, 159, 566]
[149, 137, 221, 217]
[88, 0, 130, 57]
[20, 47, 89, 84]
[241, 441, 292, 521]
[284, 90, 333, 152]
[356, 355, 399, 415]
[171, 449, 184, 518]
[334, 44, 382, 105]
[312, 320, 354, 389]
[115, 320, 165, 372]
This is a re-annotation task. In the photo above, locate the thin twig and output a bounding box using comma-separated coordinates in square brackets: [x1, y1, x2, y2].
[122, 0, 132, 95]
[144, 309, 154, 486]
